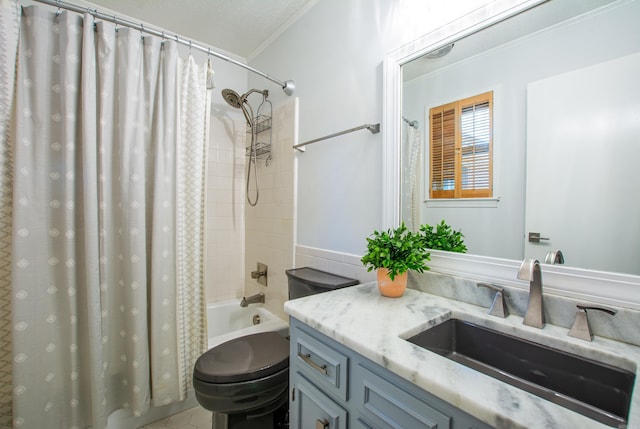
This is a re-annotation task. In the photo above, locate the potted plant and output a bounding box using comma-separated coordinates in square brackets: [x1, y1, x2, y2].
[419, 220, 467, 253]
[361, 222, 431, 297]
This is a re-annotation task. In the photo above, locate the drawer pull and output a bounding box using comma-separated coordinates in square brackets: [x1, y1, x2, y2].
[316, 418, 329, 429]
[299, 352, 328, 375]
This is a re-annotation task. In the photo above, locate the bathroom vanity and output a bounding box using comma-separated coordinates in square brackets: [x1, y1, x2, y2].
[284, 283, 640, 429]
[289, 317, 492, 428]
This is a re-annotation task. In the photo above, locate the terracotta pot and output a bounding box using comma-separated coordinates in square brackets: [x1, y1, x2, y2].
[377, 268, 408, 298]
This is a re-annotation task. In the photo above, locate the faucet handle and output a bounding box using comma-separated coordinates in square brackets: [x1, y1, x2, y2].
[568, 303, 617, 341]
[576, 304, 617, 315]
[477, 283, 509, 318]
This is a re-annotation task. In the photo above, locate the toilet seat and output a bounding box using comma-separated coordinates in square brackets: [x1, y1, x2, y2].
[193, 331, 289, 384]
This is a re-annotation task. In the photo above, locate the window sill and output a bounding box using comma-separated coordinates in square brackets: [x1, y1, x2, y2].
[424, 197, 500, 208]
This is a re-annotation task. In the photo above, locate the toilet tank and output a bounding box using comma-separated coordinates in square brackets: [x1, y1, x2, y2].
[286, 267, 359, 300]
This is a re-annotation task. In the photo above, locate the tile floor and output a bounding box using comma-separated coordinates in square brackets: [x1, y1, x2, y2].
[142, 406, 211, 429]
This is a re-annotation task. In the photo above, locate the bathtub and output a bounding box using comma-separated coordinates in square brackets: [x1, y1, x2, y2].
[206, 299, 289, 349]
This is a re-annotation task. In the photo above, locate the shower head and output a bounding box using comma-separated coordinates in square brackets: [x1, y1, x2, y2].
[222, 88, 268, 107]
[222, 88, 253, 125]
[222, 88, 243, 108]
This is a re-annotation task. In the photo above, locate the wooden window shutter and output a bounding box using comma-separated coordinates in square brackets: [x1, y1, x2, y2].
[429, 92, 493, 199]
[430, 102, 457, 199]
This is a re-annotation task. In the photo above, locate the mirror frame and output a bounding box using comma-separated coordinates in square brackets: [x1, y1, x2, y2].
[382, 0, 640, 309]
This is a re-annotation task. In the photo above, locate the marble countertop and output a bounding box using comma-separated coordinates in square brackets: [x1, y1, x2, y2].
[284, 283, 640, 429]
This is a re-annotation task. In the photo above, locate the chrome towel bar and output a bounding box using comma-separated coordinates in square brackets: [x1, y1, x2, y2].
[293, 123, 380, 151]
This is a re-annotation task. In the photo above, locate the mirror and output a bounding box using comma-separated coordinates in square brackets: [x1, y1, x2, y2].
[398, 0, 640, 276]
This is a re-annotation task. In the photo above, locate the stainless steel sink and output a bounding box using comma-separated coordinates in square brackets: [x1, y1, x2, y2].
[407, 319, 635, 427]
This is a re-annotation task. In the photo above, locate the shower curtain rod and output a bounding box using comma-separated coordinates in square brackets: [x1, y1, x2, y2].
[293, 123, 380, 152]
[29, 0, 296, 96]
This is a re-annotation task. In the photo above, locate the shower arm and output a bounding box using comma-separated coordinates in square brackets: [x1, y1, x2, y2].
[30, 0, 296, 96]
[242, 89, 269, 102]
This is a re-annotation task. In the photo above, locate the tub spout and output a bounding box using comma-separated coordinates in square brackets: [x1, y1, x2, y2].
[240, 292, 265, 307]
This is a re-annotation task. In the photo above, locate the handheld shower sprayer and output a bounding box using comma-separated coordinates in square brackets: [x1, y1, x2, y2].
[222, 88, 271, 206]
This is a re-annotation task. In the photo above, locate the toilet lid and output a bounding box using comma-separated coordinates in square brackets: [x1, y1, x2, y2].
[193, 332, 289, 384]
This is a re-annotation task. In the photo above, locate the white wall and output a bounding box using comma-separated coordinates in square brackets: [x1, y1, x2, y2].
[249, 0, 496, 256]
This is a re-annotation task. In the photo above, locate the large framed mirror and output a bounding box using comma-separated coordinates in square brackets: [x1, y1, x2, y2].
[383, 0, 640, 308]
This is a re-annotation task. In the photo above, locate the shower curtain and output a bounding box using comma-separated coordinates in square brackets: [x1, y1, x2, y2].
[402, 123, 422, 231]
[1, 3, 209, 428]
[0, 0, 19, 427]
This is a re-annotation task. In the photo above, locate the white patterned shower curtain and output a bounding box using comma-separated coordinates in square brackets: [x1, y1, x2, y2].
[1, 3, 209, 427]
[401, 123, 422, 231]
[0, 0, 20, 427]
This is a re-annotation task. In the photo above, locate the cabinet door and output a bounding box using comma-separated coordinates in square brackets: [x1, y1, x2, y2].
[354, 418, 375, 428]
[355, 364, 451, 429]
[291, 373, 348, 429]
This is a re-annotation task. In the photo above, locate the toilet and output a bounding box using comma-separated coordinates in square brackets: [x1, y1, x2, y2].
[193, 267, 359, 429]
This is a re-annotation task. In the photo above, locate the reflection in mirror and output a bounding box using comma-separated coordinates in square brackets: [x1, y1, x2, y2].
[400, 0, 640, 275]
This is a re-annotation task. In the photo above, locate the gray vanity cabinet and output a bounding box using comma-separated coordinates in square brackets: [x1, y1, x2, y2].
[289, 318, 494, 429]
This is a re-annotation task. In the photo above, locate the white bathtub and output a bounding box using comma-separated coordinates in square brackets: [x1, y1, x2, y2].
[206, 299, 289, 349]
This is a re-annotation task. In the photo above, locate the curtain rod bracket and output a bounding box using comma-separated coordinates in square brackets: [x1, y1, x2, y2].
[283, 80, 296, 96]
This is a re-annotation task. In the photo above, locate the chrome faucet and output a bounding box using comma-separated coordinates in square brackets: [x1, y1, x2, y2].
[517, 259, 545, 328]
[240, 292, 265, 308]
[544, 250, 565, 265]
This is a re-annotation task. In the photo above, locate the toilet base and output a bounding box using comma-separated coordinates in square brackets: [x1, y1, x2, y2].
[211, 402, 288, 429]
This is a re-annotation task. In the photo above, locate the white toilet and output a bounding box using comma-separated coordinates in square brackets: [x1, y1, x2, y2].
[192, 267, 358, 429]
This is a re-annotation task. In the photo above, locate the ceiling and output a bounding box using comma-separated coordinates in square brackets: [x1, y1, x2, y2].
[87, 0, 317, 61]
[402, 0, 616, 82]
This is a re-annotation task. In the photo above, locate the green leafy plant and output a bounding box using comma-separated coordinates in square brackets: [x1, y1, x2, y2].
[361, 222, 431, 280]
[419, 220, 467, 253]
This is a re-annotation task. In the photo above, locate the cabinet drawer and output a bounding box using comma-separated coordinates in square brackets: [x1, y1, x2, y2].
[291, 373, 348, 429]
[355, 364, 451, 429]
[292, 326, 349, 400]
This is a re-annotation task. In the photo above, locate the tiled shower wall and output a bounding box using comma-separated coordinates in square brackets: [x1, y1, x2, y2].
[205, 112, 246, 302]
[243, 98, 297, 321]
